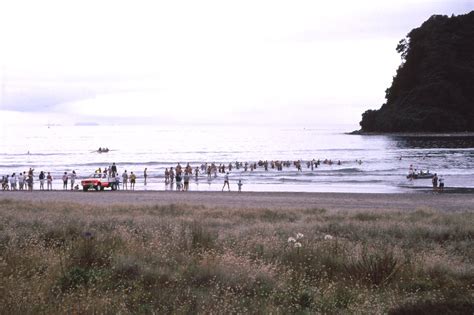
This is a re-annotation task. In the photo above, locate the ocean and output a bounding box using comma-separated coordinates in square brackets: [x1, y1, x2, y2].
[1, 124, 474, 193]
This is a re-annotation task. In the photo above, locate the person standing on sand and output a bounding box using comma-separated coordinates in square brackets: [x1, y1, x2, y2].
[164, 168, 170, 184]
[3, 175, 9, 190]
[9, 173, 17, 190]
[438, 176, 444, 192]
[47, 172, 53, 190]
[207, 165, 212, 178]
[237, 179, 243, 192]
[432, 173, 438, 191]
[62, 172, 68, 190]
[70, 170, 76, 190]
[111, 162, 117, 177]
[39, 171, 45, 190]
[122, 170, 128, 190]
[22, 172, 28, 190]
[183, 172, 190, 191]
[115, 172, 120, 190]
[18, 173, 24, 190]
[27, 174, 33, 191]
[143, 168, 148, 185]
[169, 168, 175, 184]
[175, 172, 182, 191]
[222, 172, 230, 191]
[130, 172, 136, 190]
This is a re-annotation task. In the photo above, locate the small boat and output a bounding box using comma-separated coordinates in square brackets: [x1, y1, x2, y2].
[96, 147, 110, 153]
[407, 172, 434, 179]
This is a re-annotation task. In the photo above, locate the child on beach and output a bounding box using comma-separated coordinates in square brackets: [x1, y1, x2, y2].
[130, 172, 136, 190]
[438, 176, 445, 192]
[237, 179, 243, 192]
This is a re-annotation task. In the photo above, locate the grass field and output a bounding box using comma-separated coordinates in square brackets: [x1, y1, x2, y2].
[0, 198, 472, 314]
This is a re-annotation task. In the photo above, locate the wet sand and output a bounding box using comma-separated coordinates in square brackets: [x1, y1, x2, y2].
[1, 190, 473, 212]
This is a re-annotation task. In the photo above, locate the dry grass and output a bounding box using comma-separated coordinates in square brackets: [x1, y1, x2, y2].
[0, 198, 473, 314]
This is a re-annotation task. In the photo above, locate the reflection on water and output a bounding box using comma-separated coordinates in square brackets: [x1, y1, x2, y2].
[391, 136, 474, 149]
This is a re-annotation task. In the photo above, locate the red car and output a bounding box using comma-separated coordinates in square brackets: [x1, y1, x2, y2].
[81, 173, 118, 191]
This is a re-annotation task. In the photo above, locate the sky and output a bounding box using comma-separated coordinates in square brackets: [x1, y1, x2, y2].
[0, 0, 472, 127]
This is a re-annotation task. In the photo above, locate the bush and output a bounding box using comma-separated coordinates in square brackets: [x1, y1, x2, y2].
[345, 247, 401, 286]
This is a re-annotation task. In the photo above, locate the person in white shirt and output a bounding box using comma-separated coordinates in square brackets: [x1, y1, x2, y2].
[9, 173, 17, 190]
[115, 173, 120, 190]
[21, 172, 27, 190]
[70, 170, 77, 190]
[438, 176, 445, 192]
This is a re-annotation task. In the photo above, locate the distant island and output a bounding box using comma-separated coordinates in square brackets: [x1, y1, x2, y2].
[75, 122, 100, 126]
[358, 12, 474, 133]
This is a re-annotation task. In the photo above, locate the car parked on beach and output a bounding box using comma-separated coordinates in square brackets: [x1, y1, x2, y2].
[81, 173, 117, 191]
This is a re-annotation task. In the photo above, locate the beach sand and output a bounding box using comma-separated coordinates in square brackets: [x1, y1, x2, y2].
[1, 190, 473, 212]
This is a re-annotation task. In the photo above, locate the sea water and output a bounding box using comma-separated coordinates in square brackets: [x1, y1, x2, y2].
[1, 124, 474, 193]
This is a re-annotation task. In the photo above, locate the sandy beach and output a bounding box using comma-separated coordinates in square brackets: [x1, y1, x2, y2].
[1, 190, 473, 212]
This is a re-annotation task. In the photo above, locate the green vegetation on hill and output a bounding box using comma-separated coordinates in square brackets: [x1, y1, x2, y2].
[360, 12, 474, 132]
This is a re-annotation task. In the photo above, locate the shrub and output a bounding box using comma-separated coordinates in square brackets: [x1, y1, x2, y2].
[345, 247, 401, 286]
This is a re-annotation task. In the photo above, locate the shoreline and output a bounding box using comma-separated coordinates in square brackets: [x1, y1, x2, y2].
[1, 190, 473, 212]
[348, 130, 474, 137]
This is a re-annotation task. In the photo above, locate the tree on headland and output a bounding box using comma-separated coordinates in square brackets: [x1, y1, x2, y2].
[359, 11, 474, 132]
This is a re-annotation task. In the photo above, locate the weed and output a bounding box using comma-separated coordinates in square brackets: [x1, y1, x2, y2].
[345, 246, 401, 286]
[0, 199, 472, 314]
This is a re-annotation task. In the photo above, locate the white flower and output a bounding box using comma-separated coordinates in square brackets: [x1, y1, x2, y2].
[288, 237, 296, 243]
[296, 233, 304, 240]
[294, 242, 302, 248]
[324, 234, 334, 240]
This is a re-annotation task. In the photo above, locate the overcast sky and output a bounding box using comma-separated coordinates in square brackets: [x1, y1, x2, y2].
[0, 0, 472, 127]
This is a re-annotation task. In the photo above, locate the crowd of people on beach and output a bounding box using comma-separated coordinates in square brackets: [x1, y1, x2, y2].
[83, 159, 344, 192]
[1, 168, 79, 191]
[2, 157, 446, 192]
[1, 159, 337, 192]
